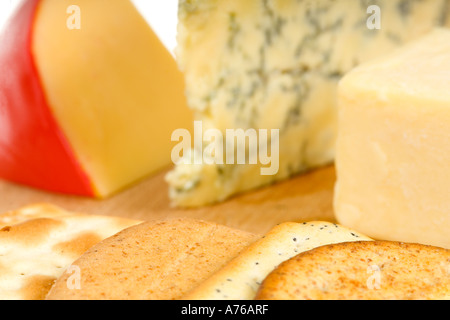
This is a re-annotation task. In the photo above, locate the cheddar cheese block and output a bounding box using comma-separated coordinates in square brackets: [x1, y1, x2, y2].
[334, 28, 450, 249]
[167, 0, 450, 207]
[0, 0, 192, 197]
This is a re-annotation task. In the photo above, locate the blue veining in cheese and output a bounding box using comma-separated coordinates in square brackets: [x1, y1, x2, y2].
[166, 0, 450, 207]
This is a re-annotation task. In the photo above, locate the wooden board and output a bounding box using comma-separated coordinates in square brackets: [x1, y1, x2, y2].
[0, 165, 336, 235]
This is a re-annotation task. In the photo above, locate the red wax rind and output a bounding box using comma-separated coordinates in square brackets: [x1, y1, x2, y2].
[0, 0, 94, 196]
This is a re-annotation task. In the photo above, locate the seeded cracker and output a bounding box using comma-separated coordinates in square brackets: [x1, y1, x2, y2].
[182, 221, 372, 300]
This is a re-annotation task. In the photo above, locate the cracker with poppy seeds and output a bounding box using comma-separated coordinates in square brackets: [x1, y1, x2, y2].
[0, 203, 140, 300]
[181, 221, 372, 300]
[255, 241, 450, 300]
[45, 218, 260, 300]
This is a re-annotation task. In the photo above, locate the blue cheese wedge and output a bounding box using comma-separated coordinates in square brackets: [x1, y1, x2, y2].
[167, 0, 450, 207]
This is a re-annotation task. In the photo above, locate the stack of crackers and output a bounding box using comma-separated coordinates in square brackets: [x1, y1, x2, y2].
[0, 204, 448, 300]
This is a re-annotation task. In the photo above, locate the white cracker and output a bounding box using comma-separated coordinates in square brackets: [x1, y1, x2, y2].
[0, 203, 140, 300]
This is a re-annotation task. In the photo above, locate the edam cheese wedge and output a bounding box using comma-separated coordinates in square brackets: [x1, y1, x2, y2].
[0, 0, 192, 197]
[334, 28, 450, 249]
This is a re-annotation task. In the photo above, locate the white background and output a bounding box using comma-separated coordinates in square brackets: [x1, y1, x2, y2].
[0, 0, 179, 54]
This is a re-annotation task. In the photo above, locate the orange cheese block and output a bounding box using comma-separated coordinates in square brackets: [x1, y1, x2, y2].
[0, 0, 192, 197]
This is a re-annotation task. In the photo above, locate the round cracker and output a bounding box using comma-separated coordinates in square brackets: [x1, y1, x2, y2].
[46, 218, 259, 300]
[255, 241, 450, 300]
[182, 221, 372, 300]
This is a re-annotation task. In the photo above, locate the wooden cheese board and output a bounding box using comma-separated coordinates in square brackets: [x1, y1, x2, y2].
[0, 165, 336, 235]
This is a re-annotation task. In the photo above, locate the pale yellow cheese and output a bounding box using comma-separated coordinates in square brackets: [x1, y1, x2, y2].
[334, 28, 450, 249]
[33, 0, 193, 197]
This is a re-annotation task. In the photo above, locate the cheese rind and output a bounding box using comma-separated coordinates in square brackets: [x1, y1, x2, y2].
[169, 0, 450, 207]
[334, 28, 450, 249]
[0, 0, 94, 196]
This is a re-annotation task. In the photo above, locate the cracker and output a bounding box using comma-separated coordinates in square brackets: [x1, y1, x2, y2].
[255, 241, 450, 300]
[182, 221, 372, 300]
[45, 218, 260, 300]
[0, 203, 140, 300]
